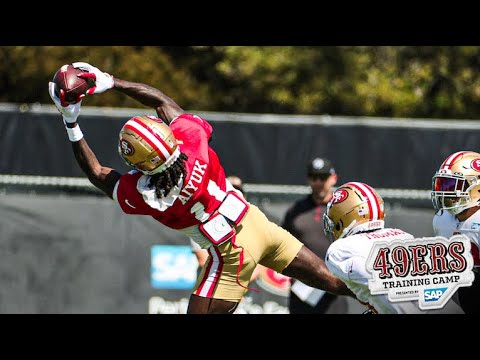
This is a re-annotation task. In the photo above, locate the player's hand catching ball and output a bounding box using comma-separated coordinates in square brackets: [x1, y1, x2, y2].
[48, 81, 82, 124]
[73, 62, 114, 94]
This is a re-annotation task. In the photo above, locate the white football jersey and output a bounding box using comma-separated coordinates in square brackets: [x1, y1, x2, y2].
[326, 228, 464, 314]
[433, 209, 480, 267]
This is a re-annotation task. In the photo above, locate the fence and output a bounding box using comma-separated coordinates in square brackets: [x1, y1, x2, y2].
[0, 103, 475, 313]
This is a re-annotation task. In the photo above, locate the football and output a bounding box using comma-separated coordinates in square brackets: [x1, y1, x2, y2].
[52, 64, 93, 104]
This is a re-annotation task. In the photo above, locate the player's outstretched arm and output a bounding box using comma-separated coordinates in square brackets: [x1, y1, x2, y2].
[72, 62, 184, 125]
[48, 82, 121, 199]
[283, 245, 356, 298]
[315, 261, 356, 297]
[112, 78, 185, 125]
[69, 130, 121, 199]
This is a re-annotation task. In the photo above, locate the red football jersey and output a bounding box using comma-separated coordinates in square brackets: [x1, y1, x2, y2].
[115, 113, 227, 229]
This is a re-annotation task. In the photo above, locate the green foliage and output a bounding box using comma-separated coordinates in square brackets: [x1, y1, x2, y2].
[3, 46, 480, 119]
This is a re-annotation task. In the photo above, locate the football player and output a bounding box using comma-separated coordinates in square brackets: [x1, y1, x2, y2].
[431, 151, 480, 314]
[48, 61, 353, 314]
[325, 182, 464, 314]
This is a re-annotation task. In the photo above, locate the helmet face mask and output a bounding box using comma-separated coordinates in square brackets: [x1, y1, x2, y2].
[323, 182, 385, 241]
[118, 115, 180, 175]
[323, 211, 336, 243]
[431, 151, 480, 215]
[431, 173, 470, 214]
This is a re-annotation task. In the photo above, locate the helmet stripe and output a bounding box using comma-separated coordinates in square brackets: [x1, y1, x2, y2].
[124, 120, 171, 161]
[132, 117, 174, 156]
[361, 182, 382, 219]
[346, 182, 380, 221]
[125, 122, 169, 160]
[441, 151, 469, 170]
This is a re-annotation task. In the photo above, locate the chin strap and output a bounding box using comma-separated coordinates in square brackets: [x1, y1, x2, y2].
[338, 220, 357, 239]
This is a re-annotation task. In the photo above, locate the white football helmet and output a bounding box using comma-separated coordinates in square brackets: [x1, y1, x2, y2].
[431, 151, 480, 215]
[323, 182, 385, 241]
[118, 115, 180, 175]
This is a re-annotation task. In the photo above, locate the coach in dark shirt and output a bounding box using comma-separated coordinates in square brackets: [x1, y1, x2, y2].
[282, 157, 348, 314]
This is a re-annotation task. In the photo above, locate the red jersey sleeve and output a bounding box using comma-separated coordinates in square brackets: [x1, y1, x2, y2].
[116, 171, 152, 215]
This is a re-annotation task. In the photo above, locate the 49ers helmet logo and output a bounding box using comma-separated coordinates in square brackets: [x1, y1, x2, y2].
[332, 189, 349, 204]
[471, 159, 480, 171]
[120, 139, 135, 156]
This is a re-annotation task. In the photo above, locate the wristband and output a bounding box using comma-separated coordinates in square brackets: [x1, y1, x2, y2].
[65, 124, 84, 142]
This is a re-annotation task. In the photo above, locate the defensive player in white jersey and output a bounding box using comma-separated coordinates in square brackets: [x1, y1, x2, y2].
[324, 182, 464, 314]
[48, 61, 353, 314]
[431, 151, 480, 314]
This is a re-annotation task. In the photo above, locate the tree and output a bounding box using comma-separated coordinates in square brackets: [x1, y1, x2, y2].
[3, 46, 480, 119]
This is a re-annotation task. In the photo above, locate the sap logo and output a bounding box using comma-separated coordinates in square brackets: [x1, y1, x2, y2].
[423, 287, 447, 302]
[151, 245, 198, 289]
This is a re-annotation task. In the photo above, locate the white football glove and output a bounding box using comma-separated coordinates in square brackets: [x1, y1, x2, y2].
[73, 62, 114, 94]
[48, 81, 82, 124]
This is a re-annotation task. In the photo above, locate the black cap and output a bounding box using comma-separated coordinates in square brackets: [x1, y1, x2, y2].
[307, 157, 335, 176]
